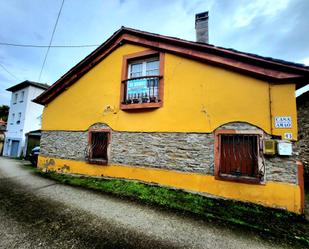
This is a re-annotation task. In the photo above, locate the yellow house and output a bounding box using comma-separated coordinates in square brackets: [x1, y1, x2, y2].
[34, 27, 309, 214]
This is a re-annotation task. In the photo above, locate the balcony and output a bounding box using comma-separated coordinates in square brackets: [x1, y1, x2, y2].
[121, 75, 163, 110]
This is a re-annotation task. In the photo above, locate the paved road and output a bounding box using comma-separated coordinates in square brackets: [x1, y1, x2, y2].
[0, 157, 291, 249]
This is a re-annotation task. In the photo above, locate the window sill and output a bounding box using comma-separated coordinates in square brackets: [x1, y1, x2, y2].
[87, 158, 108, 165]
[121, 101, 162, 110]
[215, 174, 263, 184]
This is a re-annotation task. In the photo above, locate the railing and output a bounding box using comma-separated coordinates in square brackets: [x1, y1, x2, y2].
[122, 75, 162, 104]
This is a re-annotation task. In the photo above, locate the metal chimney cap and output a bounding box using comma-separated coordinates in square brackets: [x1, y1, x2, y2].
[195, 11, 209, 23]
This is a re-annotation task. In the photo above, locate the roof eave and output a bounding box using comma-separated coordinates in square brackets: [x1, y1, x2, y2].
[122, 27, 309, 75]
[6, 80, 49, 92]
[33, 27, 309, 105]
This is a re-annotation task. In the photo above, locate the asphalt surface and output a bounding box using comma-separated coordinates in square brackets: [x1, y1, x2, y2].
[0, 157, 292, 249]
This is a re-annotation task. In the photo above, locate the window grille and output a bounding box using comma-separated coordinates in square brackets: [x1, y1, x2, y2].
[85, 130, 110, 164]
[123, 76, 160, 104]
[219, 134, 262, 179]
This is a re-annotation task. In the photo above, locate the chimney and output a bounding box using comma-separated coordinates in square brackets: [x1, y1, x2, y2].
[195, 11, 209, 43]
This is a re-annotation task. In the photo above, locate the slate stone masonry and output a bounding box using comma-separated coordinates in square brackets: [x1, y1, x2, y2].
[40, 122, 298, 184]
[110, 132, 214, 174]
[40, 131, 88, 161]
[41, 129, 214, 174]
[297, 94, 309, 177]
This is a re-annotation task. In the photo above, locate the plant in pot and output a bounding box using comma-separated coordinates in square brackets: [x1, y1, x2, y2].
[142, 93, 148, 103]
[125, 99, 132, 104]
[133, 94, 139, 103]
[149, 96, 156, 103]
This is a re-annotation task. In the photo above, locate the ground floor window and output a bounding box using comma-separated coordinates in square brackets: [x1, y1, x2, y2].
[215, 131, 263, 183]
[87, 129, 111, 164]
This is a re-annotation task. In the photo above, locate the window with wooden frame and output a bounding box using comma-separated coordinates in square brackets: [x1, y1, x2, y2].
[120, 50, 165, 110]
[214, 130, 264, 183]
[87, 129, 111, 165]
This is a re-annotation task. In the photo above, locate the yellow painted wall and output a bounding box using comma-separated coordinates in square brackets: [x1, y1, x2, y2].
[271, 84, 297, 139]
[38, 156, 303, 214]
[41, 43, 297, 139]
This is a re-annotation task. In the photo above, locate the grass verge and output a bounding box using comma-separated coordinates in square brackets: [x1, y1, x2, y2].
[26, 165, 309, 247]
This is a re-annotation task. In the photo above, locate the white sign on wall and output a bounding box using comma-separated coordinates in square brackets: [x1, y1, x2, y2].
[277, 141, 293, 156]
[274, 116, 292, 128]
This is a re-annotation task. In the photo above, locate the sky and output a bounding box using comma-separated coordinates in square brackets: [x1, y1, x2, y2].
[0, 0, 308, 105]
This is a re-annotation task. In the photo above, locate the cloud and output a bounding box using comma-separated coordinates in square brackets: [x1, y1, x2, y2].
[233, 0, 291, 27]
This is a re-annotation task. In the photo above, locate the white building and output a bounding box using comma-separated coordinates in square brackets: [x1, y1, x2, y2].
[3, 81, 49, 157]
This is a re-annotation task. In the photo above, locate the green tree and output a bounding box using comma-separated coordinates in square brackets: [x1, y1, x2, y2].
[0, 105, 9, 122]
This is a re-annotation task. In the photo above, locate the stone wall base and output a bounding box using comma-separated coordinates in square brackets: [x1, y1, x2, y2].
[40, 122, 297, 184]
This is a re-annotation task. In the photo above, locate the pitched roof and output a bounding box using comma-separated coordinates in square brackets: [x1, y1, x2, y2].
[6, 80, 49, 92]
[34, 27, 309, 105]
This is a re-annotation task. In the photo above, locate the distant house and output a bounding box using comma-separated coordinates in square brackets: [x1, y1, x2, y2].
[0, 119, 6, 155]
[34, 25, 309, 214]
[3, 81, 49, 157]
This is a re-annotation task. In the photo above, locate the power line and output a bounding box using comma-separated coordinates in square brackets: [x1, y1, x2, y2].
[0, 62, 20, 81]
[0, 42, 99, 48]
[38, 0, 65, 81]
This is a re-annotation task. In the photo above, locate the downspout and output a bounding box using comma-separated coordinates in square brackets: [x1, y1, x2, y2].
[268, 83, 273, 135]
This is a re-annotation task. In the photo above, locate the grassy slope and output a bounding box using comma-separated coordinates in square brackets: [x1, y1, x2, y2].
[23, 164, 309, 247]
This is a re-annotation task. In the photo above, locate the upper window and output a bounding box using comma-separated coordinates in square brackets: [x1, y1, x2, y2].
[20, 91, 25, 102]
[215, 131, 264, 183]
[128, 58, 159, 78]
[87, 129, 111, 165]
[13, 93, 18, 104]
[16, 112, 21, 124]
[10, 113, 15, 125]
[120, 50, 164, 110]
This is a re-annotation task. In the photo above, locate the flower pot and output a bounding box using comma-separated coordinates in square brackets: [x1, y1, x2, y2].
[133, 98, 139, 103]
[149, 96, 156, 102]
[125, 99, 132, 104]
[142, 97, 149, 103]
